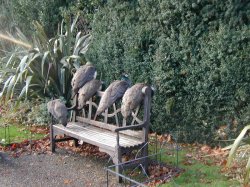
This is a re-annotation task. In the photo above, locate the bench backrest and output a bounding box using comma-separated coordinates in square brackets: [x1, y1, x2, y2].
[71, 86, 152, 139]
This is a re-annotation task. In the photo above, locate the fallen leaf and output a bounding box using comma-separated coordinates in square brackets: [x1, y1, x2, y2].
[64, 179, 72, 185]
[219, 159, 227, 166]
[69, 141, 74, 147]
[201, 145, 212, 154]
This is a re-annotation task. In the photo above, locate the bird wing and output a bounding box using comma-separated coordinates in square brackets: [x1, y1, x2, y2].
[71, 65, 96, 94]
[54, 101, 67, 118]
[129, 83, 145, 109]
[47, 99, 60, 118]
[78, 80, 101, 109]
[96, 80, 128, 116]
[121, 83, 145, 118]
[71, 64, 96, 96]
[71, 67, 86, 88]
[54, 101, 68, 126]
[76, 65, 95, 87]
[96, 88, 110, 115]
[109, 80, 129, 102]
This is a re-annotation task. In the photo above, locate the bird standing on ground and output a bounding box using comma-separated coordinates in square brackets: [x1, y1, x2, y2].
[121, 83, 145, 119]
[77, 79, 102, 109]
[71, 62, 97, 98]
[47, 99, 68, 127]
[95, 80, 130, 119]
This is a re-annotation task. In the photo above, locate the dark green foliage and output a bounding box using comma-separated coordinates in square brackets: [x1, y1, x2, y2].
[61, 0, 106, 34]
[0, 0, 105, 39]
[87, 0, 250, 143]
[5, 0, 71, 37]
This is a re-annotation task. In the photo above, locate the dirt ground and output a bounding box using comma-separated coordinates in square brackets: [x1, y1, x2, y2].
[0, 149, 121, 187]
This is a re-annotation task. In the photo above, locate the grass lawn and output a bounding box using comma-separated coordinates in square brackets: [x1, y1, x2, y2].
[155, 145, 240, 187]
[0, 124, 46, 145]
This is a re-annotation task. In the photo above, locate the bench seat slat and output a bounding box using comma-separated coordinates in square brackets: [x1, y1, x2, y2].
[76, 117, 143, 139]
[85, 126, 141, 145]
[72, 122, 142, 145]
[53, 123, 144, 151]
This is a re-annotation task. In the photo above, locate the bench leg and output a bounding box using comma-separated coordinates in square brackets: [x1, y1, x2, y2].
[116, 147, 122, 183]
[73, 138, 79, 147]
[50, 123, 56, 153]
[143, 144, 149, 174]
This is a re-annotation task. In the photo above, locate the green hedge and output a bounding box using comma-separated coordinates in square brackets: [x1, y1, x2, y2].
[87, 0, 250, 143]
[0, 0, 105, 37]
[2, 0, 71, 37]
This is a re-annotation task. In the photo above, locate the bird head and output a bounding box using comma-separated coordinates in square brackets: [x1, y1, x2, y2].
[121, 73, 131, 87]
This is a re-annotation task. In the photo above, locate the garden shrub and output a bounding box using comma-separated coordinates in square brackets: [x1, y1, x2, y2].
[1, 99, 51, 126]
[27, 98, 51, 126]
[87, 0, 250, 143]
[5, 0, 71, 37]
[62, 0, 106, 34]
[0, 0, 105, 37]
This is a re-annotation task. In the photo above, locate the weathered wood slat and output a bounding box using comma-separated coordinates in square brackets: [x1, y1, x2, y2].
[76, 116, 143, 138]
[77, 117, 116, 131]
[104, 108, 108, 123]
[106, 108, 121, 118]
[87, 98, 93, 119]
[86, 100, 98, 109]
[53, 123, 143, 149]
[70, 122, 141, 144]
[131, 106, 142, 125]
[113, 104, 119, 126]
[56, 123, 140, 145]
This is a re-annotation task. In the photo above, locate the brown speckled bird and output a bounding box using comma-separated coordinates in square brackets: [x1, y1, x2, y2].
[71, 62, 97, 98]
[121, 83, 145, 119]
[77, 79, 102, 109]
[47, 99, 68, 126]
[95, 80, 129, 119]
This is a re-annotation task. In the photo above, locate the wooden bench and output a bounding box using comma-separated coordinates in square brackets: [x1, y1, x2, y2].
[50, 86, 152, 182]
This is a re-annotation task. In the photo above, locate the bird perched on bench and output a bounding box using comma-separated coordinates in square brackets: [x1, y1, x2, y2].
[94, 80, 130, 119]
[77, 79, 102, 109]
[121, 72, 131, 87]
[47, 99, 68, 127]
[121, 83, 145, 119]
[71, 62, 97, 98]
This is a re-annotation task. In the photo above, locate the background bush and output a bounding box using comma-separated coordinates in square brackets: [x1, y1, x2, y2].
[0, 99, 50, 126]
[10, 0, 72, 37]
[87, 0, 250, 144]
[0, 0, 249, 144]
[0, 0, 105, 37]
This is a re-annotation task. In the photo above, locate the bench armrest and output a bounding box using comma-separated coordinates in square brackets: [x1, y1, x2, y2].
[114, 122, 146, 132]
